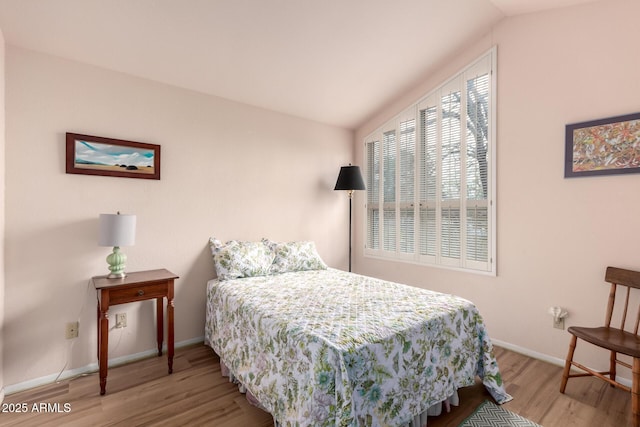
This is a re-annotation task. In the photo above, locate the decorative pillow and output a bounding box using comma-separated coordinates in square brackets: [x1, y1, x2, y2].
[263, 240, 328, 274]
[209, 238, 275, 281]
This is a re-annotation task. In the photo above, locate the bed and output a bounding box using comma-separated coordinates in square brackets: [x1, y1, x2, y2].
[204, 239, 511, 426]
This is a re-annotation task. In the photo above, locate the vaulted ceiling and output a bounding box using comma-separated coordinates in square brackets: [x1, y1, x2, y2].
[0, 0, 598, 129]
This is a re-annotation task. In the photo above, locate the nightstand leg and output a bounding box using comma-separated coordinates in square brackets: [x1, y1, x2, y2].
[156, 297, 163, 357]
[96, 302, 100, 359]
[168, 285, 174, 374]
[98, 296, 109, 395]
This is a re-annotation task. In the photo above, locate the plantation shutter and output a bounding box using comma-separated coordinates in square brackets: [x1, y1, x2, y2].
[419, 105, 437, 259]
[382, 129, 396, 252]
[465, 68, 490, 266]
[366, 138, 380, 250]
[440, 79, 462, 265]
[363, 48, 495, 274]
[399, 118, 415, 254]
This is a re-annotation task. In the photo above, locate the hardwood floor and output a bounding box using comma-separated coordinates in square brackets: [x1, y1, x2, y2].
[0, 344, 631, 426]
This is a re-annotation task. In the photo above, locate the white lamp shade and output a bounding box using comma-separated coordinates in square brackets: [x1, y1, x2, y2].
[98, 213, 136, 247]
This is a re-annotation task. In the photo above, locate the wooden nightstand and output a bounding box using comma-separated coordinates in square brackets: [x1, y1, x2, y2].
[92, 268, 179, 395]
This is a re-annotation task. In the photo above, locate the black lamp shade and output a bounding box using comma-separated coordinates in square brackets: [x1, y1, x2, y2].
[334, 165, 366, 191]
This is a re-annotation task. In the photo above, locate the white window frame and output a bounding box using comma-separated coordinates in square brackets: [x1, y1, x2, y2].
[364, 47, 497, 275]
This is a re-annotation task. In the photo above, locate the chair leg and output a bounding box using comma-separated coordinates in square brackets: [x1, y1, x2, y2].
[610, 351, 617, 386]
[560, 335, 577, 393]
[633, 357, 640, 427]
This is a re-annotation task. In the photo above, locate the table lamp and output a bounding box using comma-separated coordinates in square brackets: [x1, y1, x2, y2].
[99, 212, 136, 278]
[334, 164, 365, 272]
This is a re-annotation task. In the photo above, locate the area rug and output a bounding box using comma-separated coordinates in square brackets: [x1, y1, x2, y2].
[458, 401, 542, 427]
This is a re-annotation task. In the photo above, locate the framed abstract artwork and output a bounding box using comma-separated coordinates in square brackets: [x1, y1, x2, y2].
[565, 112, 640, 178]
[66, 133, 161, 180]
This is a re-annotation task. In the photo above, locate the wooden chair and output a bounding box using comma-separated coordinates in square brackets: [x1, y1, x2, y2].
[560, 266, 640, 427]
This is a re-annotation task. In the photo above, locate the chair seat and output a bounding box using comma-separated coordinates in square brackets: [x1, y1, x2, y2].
[568, 326, 640, 358]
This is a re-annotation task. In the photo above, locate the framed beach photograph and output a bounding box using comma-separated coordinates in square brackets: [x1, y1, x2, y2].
[66, 133, 161, 180]
[565, 112, 640, 178]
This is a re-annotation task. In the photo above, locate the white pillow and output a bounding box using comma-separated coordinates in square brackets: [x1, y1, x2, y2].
[209, 238, 275, 281]
[263, 240, 327, 274]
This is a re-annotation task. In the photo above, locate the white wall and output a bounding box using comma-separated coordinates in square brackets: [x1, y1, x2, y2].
[355, 0, 640, 375]
[0, 26, 6, 403]
[4, 47, 353, 388]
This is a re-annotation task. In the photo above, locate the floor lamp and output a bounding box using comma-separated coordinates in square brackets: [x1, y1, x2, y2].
[334, 164, 365, 272]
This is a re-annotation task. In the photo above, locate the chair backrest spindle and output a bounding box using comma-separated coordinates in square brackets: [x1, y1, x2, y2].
[620, 285, 630, 330]
[605, 283, 616, 327]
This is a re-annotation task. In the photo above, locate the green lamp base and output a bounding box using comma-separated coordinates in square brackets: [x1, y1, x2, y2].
[106, 246, 127, 278]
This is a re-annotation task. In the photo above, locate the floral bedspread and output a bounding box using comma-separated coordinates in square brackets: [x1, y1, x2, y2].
[205, 269, 511, 427]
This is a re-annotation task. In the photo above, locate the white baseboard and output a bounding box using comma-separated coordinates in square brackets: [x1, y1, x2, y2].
[4, 336, 205, 396]
[492, 338, 633, 388]
[492, 339, 567, 367]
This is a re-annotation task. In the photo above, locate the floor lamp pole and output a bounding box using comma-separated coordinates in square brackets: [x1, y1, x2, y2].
[348, 190, 353, 272]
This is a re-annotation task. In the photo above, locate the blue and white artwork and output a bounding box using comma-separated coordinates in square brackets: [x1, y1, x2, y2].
[74, 140, 155, 174]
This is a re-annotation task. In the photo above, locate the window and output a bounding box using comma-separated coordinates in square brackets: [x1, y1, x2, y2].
[364, 48, 496, 274]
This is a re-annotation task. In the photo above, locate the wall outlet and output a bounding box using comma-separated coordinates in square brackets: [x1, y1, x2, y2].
[553, 318, 565, 330]
[65, 321, 79, 339]
[115, 313, 127, 329]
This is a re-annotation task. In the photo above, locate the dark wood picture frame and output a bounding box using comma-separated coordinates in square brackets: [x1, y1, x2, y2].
[66, 133, 161, 180]
[565, 112, 640, 178]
